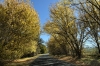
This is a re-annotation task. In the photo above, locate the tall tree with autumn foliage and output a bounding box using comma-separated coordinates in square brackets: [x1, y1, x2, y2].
[0, 0, 40, 60]
[44, 0, 88, 58]
[78, 0, 100, 55]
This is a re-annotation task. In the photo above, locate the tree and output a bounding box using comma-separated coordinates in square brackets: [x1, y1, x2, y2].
[39, 44, 47, 54]
[44, 0, 87, 58]
[47, 35, 70, 55]
[0, 0, 40, 60]
[78, 0, 100, 55]
[37, 38, 47, 54]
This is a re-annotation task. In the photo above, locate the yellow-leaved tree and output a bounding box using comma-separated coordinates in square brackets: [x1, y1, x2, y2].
[0, 0, 40, 60]
[44, 0, 88, 59]
[78, 0, 100, 55]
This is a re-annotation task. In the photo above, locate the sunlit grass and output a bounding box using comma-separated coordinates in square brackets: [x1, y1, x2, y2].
[56, 55, 100, 66]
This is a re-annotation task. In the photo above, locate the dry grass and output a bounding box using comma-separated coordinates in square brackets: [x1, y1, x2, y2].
[54, 55, 100, 66]
[4, 54, 41, 66]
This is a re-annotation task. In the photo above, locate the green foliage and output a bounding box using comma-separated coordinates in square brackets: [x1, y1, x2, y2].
[38, 38, 47, 54]
[39, 44, 47, 54]
[0, 0, 40, 60]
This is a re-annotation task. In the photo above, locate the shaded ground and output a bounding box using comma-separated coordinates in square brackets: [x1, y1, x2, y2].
[3, 54, 100, 66]
[3, 54, 41, 66]
[29, 54, 75, 66]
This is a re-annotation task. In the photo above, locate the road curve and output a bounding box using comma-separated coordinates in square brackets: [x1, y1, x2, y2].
[29, 54, 75, 66]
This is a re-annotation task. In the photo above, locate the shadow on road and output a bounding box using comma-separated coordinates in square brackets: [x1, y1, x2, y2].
[29, 54, 75, 66]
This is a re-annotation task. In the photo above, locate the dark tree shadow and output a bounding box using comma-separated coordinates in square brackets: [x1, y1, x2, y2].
[29, 55, 75, 66]
[0, 61, 5, 66]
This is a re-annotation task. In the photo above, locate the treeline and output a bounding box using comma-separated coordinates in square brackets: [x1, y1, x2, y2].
[44, 0, 100, 59]
[0, 0, 47, 61]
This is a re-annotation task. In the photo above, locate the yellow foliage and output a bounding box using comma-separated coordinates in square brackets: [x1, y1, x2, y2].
[0, 0, 40, 59]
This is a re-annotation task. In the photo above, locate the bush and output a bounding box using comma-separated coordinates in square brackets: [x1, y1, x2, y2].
[39, 44, 47, 54]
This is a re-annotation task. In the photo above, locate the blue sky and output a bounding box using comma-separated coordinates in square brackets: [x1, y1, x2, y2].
[30, 0, 93, 47]
[30, 0, 59, 42]
[30, 0, 85, 43]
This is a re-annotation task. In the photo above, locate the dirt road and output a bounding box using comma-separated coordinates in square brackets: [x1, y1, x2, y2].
[29, 54, 75, 66]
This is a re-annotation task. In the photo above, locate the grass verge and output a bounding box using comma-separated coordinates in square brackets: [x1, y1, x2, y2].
[3, 54, 42, 66]
[53, 55, 100, 66]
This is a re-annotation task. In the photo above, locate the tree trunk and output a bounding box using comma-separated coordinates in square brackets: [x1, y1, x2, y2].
[77, 52, 81, 59]
[76, 50, 82, 59]
[96, 41, 100, 55]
